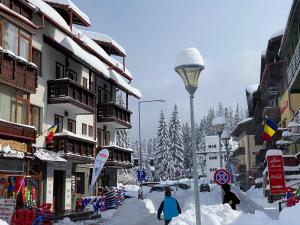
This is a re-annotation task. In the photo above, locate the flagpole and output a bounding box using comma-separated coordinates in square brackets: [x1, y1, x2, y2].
[35, 124, 57, 139]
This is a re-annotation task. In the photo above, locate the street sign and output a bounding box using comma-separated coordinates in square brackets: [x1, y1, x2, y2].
[214, 169, 230, 185]
[137, 169, 146, 181]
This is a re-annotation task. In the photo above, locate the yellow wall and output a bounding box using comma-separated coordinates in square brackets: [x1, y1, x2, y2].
[279, 90, 291, 127]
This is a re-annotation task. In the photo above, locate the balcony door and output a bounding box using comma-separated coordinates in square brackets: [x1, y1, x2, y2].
[97, 128, 110, 147]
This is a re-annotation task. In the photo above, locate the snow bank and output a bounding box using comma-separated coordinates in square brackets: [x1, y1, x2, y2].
[279, 204, 300, 225]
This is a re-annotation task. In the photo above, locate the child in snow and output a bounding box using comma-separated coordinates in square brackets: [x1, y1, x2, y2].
[157, 188, 181, 225]
[222, 183, 240, 210]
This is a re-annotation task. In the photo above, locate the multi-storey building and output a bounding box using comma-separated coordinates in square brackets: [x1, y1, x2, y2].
[0, 0, 141, 212]
[204, 135, 226, 183]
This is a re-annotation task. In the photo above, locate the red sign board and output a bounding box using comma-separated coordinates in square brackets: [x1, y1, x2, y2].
[214, 169, 230, 185]
[267, 154, 286, 195]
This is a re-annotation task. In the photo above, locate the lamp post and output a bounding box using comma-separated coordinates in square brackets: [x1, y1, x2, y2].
[138, 99, 165, 170]
[221, 129, 231, 170]
[175, 47, 205, 225]
[212, 116, 226, 168]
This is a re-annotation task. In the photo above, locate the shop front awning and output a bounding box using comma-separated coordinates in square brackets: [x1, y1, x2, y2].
[34, 148, 67, 162]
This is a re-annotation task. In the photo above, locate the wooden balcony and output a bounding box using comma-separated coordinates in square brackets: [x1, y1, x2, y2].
[47, 133, 95, 162]
[48, 78, 95, 113]
[0, 51, 37, 93]
[0, 120, 36, 150]
[97, 102, 131, 128]
[287, 37, 300, 86]
[232, 147, 245, 158]
[97, 145, 132, 168]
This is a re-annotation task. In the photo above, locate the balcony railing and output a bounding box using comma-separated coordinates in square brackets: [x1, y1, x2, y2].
[97, 145, 132, 168]
[0, 120, 36, 143]
[287, 37, 300, 85]
[97, 102, 131, 128]
[48, 78, 95, 112]
[0, 51, 37, 93]
[47, 134, 95, 161]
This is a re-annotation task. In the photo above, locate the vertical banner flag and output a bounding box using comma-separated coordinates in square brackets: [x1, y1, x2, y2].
[89, 149, 109, 194]
[262, 117, 278, 141]
[266, 149, 286, 195]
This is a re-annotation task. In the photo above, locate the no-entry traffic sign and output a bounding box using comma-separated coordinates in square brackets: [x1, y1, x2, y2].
[214, 169, 230, 185]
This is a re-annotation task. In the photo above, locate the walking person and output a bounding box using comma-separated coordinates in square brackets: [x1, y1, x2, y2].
[157, 188, 181, 225]
[222, 183, 240, 210]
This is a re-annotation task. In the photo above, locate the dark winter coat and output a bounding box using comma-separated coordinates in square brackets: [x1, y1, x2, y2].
[157, 197, 181, 220]
[223, 191, 240, 210]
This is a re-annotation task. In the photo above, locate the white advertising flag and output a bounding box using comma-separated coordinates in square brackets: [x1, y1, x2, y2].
[89, 149, 109, 194]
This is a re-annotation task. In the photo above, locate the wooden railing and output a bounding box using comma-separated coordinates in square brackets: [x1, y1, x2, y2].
[287, 38, 300, 85]
[47, 134, 94, 158]
[0, 51, 37, 93]
[48, 78, 95, 112]
[97, 146, 132, 168]
[0, 120, 36, 142]
[97, 102, 131, 128]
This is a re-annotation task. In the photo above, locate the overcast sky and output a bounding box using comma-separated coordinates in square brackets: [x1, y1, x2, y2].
[73, 0, 292, 141]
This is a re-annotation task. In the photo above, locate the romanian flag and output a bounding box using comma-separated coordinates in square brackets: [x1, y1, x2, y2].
[262, 117, 278, 141]
[46, 124, 58, 144]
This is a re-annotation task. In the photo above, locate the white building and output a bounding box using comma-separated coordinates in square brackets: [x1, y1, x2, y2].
[204, 135, 226, 183]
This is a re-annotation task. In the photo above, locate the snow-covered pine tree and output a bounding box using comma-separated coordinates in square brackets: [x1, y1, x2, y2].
[169, 104, 184, 176]
[154, 111, 175, 180]
[197, 119, 207, 176]
[217, 102, 224, 117]
[233, 103, 240, 126]
[182, 122, 192, 174]
[204, 107, 216, 136]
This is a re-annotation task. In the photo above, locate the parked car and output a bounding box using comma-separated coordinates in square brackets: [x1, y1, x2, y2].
[200, 183, 210, 192]
[150, 185, 174, 193]
[141, 182, 160, 187]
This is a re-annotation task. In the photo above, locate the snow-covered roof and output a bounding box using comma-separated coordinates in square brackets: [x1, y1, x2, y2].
[44, 0, 90, 26]
[282, 130, 300, 137]
[83, 30, 126, 56]
[175, 47, 205, 68]
[276, 140, 293, 146]
[101, 145, 133, 153]
[230, 117, 253, 135]
[270, 29, 284, 40]
[27, 0, 71, 32]
[34, 148, 67, 162]
[109, 70, 142, 99]
[266, 149, 283, 156]
[60, 36, 110, 78]
[73, 28, 133, 80]
[245, 84, 259, 95]
[54, 131, 96, 143]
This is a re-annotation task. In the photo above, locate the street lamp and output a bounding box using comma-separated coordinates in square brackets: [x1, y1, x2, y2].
[221, 130, 231, 169]
[175, 47, 205, 225]
[212, 116, 226, 168]
[138, 99, 165, 170]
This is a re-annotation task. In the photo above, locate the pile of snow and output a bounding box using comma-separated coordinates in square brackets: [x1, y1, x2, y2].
[245, 186, 277, 210]
[246, 84, 259, 95]
[0, 219, 8, 225]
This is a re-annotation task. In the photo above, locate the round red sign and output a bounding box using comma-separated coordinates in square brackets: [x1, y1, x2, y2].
[214, 169, 231, 185]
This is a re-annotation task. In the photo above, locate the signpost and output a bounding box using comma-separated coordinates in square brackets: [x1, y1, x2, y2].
[214, 168, 230, 185]
[266, 149, 286, 195]
[137, 169, 146, 181]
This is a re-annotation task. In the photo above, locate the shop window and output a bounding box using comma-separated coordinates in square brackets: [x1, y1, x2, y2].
[30, 105, 41, 133]
[54, 114, 63, 133]
[0, 84, 29, 125]
[68, 119, 76, 133]
[75, 172, 85, 194]
[32, 48, 42, 76]
[88, 125, 93, 137]
[82, 123, 87, 135]
[56, 62, 64, 79]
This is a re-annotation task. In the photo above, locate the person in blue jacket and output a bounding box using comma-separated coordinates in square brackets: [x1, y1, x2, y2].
[157, 188, 181, 225]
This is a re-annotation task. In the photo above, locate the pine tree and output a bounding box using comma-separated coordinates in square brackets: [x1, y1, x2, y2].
[154, 111, 175, 180]
[234, 103, 240, 126]
[217, 102, 224, 117]
[169, 105, 184, 177]
[183, 122, 192, 174]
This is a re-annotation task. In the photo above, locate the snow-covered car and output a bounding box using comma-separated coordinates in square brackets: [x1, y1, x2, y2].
[149, 185, 174, 193]
[200, 183, 210, 192]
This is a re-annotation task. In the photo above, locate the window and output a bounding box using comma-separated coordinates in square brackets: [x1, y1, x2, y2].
[3, 20, 18, 54]
[56, 62, 64, 79]
[54, 114, 63, 133]
[68, 69, 77, 82]
[75, 172, 85, 194]
[214, 145, 216, 148]
[0, 84, 29, 125]
[32, 48, 42, 76]
[19, 31, 30, 60]
[98, 129, 110, 147]
[82, 123, 87, 135]
[30, 105, 41, 133]
[83, 77, 88, 89]
[68, 119, 76, 133]
[88, 125, 93, 137]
